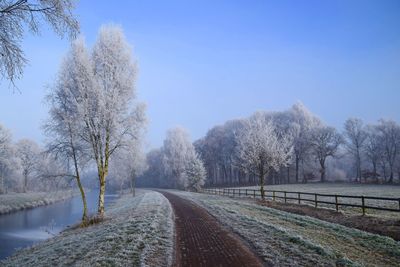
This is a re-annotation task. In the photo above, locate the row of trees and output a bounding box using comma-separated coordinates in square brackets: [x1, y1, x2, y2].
[0, 124, 71, 193]
[137, 127, 206, 192]
[138, 103, 400, 195]
[43, 24, 146, 223]
[191, 103, 400, 190]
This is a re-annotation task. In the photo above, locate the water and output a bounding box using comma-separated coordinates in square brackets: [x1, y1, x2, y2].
[0, 191, 119, 260]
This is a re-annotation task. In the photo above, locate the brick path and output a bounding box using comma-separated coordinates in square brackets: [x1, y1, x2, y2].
[160, 191, 264, 267]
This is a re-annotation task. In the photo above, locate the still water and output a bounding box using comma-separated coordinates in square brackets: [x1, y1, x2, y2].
[0, 191, 119, 260]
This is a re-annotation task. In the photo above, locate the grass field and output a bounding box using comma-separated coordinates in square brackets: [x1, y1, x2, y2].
[223, 183, 400, 218]
[173, 190, 400, 267]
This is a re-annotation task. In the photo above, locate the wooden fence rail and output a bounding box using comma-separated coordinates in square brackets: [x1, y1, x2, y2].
[202, 188, 400, 215]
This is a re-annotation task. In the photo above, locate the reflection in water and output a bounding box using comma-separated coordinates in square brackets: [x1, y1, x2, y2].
[0, 191, 119, 260]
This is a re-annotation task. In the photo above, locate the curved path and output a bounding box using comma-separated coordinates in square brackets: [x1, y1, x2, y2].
[160, 191, 264, 267]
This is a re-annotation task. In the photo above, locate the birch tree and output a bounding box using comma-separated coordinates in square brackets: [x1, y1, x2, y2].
[82, 25, 146, 216]
[236, 112, 293, 199]
[44, 37, 91, 223]
[344, 118, 367, 182]
[310, 126, 342, 182]
[0, 0, 79, 85]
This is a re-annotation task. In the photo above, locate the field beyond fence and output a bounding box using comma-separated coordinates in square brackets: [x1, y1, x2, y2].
[202, 187, 400, 216]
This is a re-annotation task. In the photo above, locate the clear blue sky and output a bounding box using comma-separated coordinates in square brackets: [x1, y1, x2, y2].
[0, 0, 399, 148]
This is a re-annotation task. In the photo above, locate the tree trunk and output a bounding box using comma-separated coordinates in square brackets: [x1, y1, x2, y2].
[320, 158, 326, 182]
[130, 173, 136, 197]
[373, 162, 377, 183]
[295, 154, 299, 183]
[23, 173, 28, 193]
[259, 164, 265, 200]
[76, 175, 88, 223]
[98, 171, 106, 216]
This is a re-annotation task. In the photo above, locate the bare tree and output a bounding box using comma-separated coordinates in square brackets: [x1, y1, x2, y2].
[344, 118, 367, 182]
[364, 125, 383, 182]
[310, 126, 342, 182]
[376, 119, 400, 183]
[0, 0, 79, 85]
[236, 112, 293, 199]
[16, 138, 40, 192]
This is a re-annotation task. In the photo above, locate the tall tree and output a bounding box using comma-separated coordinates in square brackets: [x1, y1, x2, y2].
[82, 25, 145, 216]
[0, 0, 79, 85]
[310, 126, 342, 182]
[344, 118, 367, 182]
[0, 124, 13, 193]
[236, 112, 293, 199]
[44, 37, 91, 223]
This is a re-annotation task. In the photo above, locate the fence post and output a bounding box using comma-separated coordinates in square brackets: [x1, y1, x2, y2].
[315, 194, 318, 208]
[246, 189, 248, 196]
[239, 189, 241, 197]
[362, 196, 366, 215]
[253, 189, 256, 198]
[273, 191, 276, 201]
[284, 191, 287, 203]
[335, 195, 338, 212]
[298, 192, 300, 204]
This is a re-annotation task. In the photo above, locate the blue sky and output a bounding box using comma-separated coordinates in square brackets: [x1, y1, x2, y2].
[0, 0, 399, 148]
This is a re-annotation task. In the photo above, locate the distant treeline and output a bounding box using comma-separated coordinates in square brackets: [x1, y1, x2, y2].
[138, 102, 400, 189]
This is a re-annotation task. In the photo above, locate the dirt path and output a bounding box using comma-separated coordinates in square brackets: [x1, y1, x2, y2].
[160, 191, 264, 267]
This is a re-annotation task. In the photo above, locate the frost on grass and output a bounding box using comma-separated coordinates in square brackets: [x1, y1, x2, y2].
[172, 190, 400, 267]
[0, 191, 74, 215]
[1, 191, 174, 267]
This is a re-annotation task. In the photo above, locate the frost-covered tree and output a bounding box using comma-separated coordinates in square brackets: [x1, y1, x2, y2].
[0, 0, 79, 85]
[182, 154, 206, 192]
[309, 126, 343, 182]
[109, 140, 146, 196]
[162, 127, 196, 188]
[16, 139, 40, 192]
[289, 102, 321, 183]
[236, 112, 293, 199]
[344, 118, 367, 182]
[376, 119, 400, 183]
[364, 125, 382, 182]
[48, 25, 146, 216]
[74, 25, 146, 216]
[44, 37, 91, 223]
[0, 124, 14, 193]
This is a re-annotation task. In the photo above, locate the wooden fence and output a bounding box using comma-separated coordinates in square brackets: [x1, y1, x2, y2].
[202, 188, 400, 215]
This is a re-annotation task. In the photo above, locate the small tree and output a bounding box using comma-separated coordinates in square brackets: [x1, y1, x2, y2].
[236, 112, 293, 199]
[364, 125, 382, 182]
[183, 154, 206, 192]
[16, 139, 40, 192]
[310, 126, 342, 182]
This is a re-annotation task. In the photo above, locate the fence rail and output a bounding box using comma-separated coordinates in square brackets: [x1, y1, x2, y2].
[202, 188, 400, 215]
